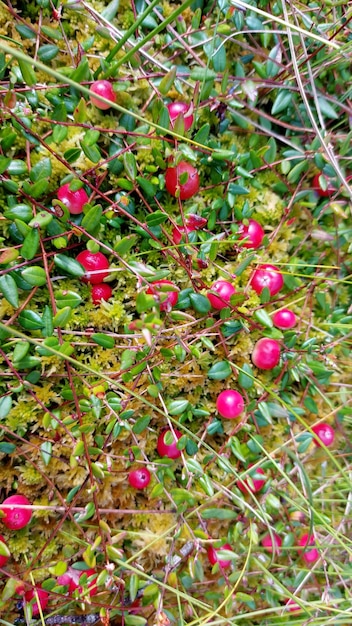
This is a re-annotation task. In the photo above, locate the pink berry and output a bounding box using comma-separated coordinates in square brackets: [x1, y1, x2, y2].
[0, 495, 32, 530]
[207, 280, 235, 310]
[261, 532, 282, 554]
[167, 101, 194, 131]
[311, 423, 335, 447]
[76, 250, 110, 285]
[285, 598, 301, 612]
[57, 572, 79, 594]
[146, 279, 179, 312]
[237, 465, 266, 494]
[252, 338, 281, 370]
[298, 533, 319, 564]
[312, 173, 337, 197]
[207, 543, 232, 568]
[165, 161, 200, 200]
[250, 264, 284, 297]
[216, 390, 244, 419]
[89, 80, 116, 110]
[272, 308, 297, 329]
[24, 586, 49, 616]
[157, 428, 182, 459]
[128, 468, 151, 490]
[237, 219, 264, 249]
[57, 183, 88, 215]
[172, 214, 207, 245]
[91, 283, 113, 304]
[0, 534, 10, 567]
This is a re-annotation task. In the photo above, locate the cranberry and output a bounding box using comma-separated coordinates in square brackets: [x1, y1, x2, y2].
[272, 308, 297, 329]
[312, 173, 338, 197]
[298, 533, 319, 564]
[237, 219, 264, 249]
[250, 264, 284, 297]
[285, 598, 300, 612]
[0, 534, 10, 567]
[207, 543, 232, 568]
[172, 214, 207, 245]
[311, 423, 335, 447]
[237, 465, 266, 494]
[91, 283, 113, 304]
[76, 250, 110, 285]
[57, 183, 88, 215]
[89, 80, 116, 110]
[0, 495, 32, 530]
[165, 161, 200, 200]
[79, 568, 98, 596]
[216, 390, 244, 419]
[57, 572, 79, 594]
[157, 428, 182, 459]
[167, 101, 194, 131]
[261, 532, 282, 554]
[207, 280, 235, 310]
[128, 468, 151, 489]
[57, 567, 97, 596]
[252, 338, 281, 370]
[146, 279, 179, 312]
[24, 586, 49, 616]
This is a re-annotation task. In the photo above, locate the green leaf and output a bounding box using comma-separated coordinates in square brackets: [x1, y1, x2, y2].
[201, 508, 238, 520]
[193, 123, 210, 144]
[7, 159, 27, 175]
[52, 125, 68, 144]
[145, 211, 168, 227]
[136, 176, 157, 197]
[254, 309, 273, 328]
[0, 274, 19, 307]
[80, 141, 101, 163]
[29, 157, 52, 182]
[317, 96, 338, 120]
[0, 442, 16, 454]
[15, 23, 36, 38]
[159, 66, 177, 95]
[13, 341, 30, 362]
[124, 616, 147, 626]
[167, 399, 190, 415]
[21, 266, 47, 286]
[4, 204, 32, 223]
[52, 307, 72, 328]
[132, 415, 151, 434]
[114, 234, 138, 255]
[189, 293, 211, 314]
[40, 441, 52, 466]
[91, 333, 115, 349]
[22, 178, 49, 198]
[21, 228, 40, 260]
[272, 89, 293, 115]
[18, 309, 43, 330]
[238, 363, 254, 390]
[208, 360, 232, 380]
[64, 148, 82, 163]
[55, 290, 82, 309]
[54, 254, 85, 277]
[81, 205, 102, 235]
[18, 58, 37, 85]
[0, 395, 12, 419]
[123, 152, 137, 181]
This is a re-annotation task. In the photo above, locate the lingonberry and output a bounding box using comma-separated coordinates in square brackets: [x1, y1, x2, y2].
[216, 390, 244, 419]
[261, 532, 282, 554]
[0, 495, 32, 530]
[250, 264, 284, 297]
[0, 535, 10, 567]
[91, 283, 113, 304]
[272, 308, 297, 329]
[76, 250, 110, 285]
[165, 161, 200, 200]
[312, 173, 338, 197]
[207, 543, 233, 568]
[237, 465, 266, 494]
[57, 183, 88, 215]
[24, 586, 49, 616]
[311, 423, 335, 447]
[298, 533, 319, 564]
[252, 338, 281, 370]
[167, 101, 194, 131]
[146, 279, 179, 312]
[128, 468, 151, 489]
[172, 214, 207, 245]
[207, 280, 235, 310]
[237, 219, 264, 249]
[89, 80, 116, 110]
[157, 428, 182, 459]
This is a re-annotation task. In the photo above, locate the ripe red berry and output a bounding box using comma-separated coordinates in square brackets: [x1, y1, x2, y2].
[57, 183, 88, 215]
[167, 101, 194, 131]
[76, 250, 110, 284]
[261, 532, 282, 554]
[0, 495, 32, 530]
[207, 543, 232, 568]
[250, 264, 284, 297]
[165, 161, 200, 200]
[272, 308, 297, 329]
[237, 466, 266, 494]
[24, 586, 49, 616]
[207, 280, 235, 310]
[216, 390, 244, 419]
[89, 80, 116, 110]
[57, 572, 79, 594]
[0, 534, 10, 567]
[252, 337, 281, 370]
[312, 173, 337, 197]
[298, 533, 319, 564]
[237, 219, 264, 249]
[157, 428, 182, 459]
[146, 279, 179, 312]
[91, 283, 113, 304]
[285, 598, 301, 612]
[172, 214, 207, 245]
[78, 569, 98, 596]
[311, 423, 335, 447]
[128, 468, 151, 489]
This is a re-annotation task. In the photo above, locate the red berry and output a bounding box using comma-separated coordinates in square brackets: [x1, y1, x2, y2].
[312, 173, 337, 197]
[285, 598, 301, 612]
[76, 250, 110, 285]
[57, 183, 88, 215]
[146, 279, 179, 312]
[57, 572, 79, 594]
[252, 338, 281, 370]
[250, 264, 284, 297]
[272, 308, 297, 329]
[298, 533, 319, 564]
[216, 390, 244, 419]
[172, 214, 207, 245]
[157, 428, 182, 459]
[91, 283, 113, 304]
[89, 80, 116, 110]
[79, 568, 98, 596]
[167, 101, 194, 131]
[165, 161, 200, 200]
[207, 543, 232, 568]
[237, 466, 266, 494]
[0, 535, 10, 567]
[0, 495, 32, 530]
[128, 468, 151, 489]
[261, 532, 282, 554]
[237, 219, 264, 249]
[311, 423, 335, 447]
[24, 586, 49, 616]
[207, 280, 235, 310]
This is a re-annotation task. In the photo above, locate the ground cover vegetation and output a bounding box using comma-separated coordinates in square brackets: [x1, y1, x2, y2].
[0, 0, 351, 624]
